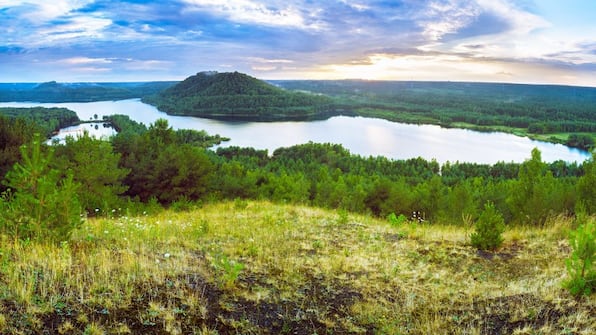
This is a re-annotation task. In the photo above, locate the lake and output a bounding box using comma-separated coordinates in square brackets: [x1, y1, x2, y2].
[1, 99, 590, 164]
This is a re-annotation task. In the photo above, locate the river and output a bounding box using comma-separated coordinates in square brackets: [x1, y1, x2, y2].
[0, 99, 590, 165]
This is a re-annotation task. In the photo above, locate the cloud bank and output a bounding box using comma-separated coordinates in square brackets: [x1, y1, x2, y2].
[1, 0, 595, 86]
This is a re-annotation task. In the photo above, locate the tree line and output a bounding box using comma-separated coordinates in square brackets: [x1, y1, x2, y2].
[274, 80, 596, 150]
[1, 116, 594, 242]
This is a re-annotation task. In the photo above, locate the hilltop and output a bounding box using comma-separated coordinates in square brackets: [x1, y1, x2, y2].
[142, 71, 338, 121]
[0, 201, 593, 334]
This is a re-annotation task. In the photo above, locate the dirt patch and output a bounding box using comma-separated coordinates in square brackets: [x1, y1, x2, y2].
[383, 232, 405, 243]
[476, 241, 525, 261]
[451, 293, 574, 335]
[1, 271, 372, 334]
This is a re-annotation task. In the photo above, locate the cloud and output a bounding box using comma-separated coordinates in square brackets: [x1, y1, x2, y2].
[181, 0, 319, 30]
[247, 57, 294, 64]
[0, 0, 594, 85]
[60, 57, 114, 65]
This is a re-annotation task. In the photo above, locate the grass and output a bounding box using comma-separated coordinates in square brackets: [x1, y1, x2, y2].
[0, 200, 594, 334]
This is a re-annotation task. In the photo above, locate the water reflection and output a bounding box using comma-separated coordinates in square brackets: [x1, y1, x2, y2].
[1, 99, 590, 164]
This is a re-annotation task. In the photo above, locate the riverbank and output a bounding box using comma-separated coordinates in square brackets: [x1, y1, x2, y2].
[354, 108, 595, 153]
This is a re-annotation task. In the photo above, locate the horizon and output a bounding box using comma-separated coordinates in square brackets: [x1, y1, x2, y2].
[1, 1, 596, 87]
[3, 75, 596, 90]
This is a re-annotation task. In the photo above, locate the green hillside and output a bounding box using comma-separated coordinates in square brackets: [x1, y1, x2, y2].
[0, 201, 593, 334]
[143, 71, 338, 121]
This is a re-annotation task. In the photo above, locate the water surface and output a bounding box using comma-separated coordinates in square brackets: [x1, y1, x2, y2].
[1, 99, 590, 164]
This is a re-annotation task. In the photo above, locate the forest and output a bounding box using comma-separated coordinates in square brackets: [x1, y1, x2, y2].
[0, 81, 175, 103]
[273, 80, 596, 150]
[0, 107, 79, 136]
[1, 112, 594, 230]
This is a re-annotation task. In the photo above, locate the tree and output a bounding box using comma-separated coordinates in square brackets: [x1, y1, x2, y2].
[508, 148, 558, 225]
[564, 217, 596, 296]
[577, 154, 596, 214]
[53, 132, 129, 213]
[117, 119, 214, 203]
[151, 144, 214, 203]
[470, 202, 505, 250]
[0, 115, 40, 184]
[0, 134, 82, 242]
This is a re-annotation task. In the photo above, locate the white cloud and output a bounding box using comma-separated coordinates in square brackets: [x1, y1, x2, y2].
[247, 57, 294, 63]
[36, 16, 112, 45]
[125, 59, 173, 70]
[418, 0, 481, 41]
[475, 0, 549, 35]
[5, 0, 94, 21]
[60, 57, 114, 65]
[182, 0, 318, 29]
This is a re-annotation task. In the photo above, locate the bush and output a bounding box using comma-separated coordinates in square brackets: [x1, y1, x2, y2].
[470, 202, 505, 250]
[564, 216, 596, 296]
[0, 134, 82, 242]
[387, 212, 407, 226]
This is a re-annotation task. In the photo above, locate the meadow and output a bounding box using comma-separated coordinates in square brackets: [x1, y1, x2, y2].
[0, 201, 593, 334]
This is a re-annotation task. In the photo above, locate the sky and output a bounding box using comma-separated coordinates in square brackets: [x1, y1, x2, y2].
[1, 0, 596, 86]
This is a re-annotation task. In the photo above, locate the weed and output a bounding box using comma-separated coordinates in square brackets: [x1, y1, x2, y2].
[337, 209, 349, 225]
[387, 212, 407, 226]
[211, 253, 245, 288]
[83, 322, 105, 335]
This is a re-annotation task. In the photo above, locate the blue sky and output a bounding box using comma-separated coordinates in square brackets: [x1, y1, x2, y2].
[1, 0, 595, 86]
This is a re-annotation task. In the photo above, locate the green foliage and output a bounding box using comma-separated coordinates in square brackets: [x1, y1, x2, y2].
[211, 253, 245, 288]
[143, 71, 336, 121]
[0, 134, 82, 242]
[0, 106, 79, 136]
[52, 132, 129, 213]
[566, 134, 595, 151]
[275, 80, 596, 137]
[387, 213, 407, 226]
[577, 154, 596, 214]
[206, 142, 580, 224]
[0, 115, 41, 182]
[0, 81, 175, 103]
[470, 202, 505, 251]
[103, 114, 147, 135]
[507, 148, 569, 225]
[117, 119, 215, 204]
[564, 216, 596, 296]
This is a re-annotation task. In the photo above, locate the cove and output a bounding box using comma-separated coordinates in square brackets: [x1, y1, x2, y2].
[1, 99, 590, 165]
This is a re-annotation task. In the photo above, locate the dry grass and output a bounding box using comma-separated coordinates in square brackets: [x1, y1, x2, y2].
[0, 200, 594, 334]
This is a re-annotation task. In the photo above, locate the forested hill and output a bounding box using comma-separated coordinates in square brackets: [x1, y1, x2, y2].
[0, 81, 176, 102]
[142, 71, 338, 121]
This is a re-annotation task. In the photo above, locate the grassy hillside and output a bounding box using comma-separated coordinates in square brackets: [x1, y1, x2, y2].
[0, 201, 593, 334]
[143, 72, 337, 121]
